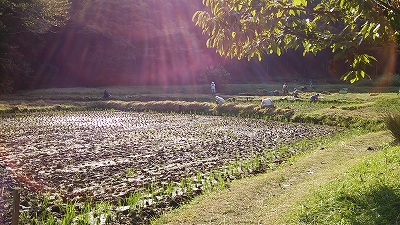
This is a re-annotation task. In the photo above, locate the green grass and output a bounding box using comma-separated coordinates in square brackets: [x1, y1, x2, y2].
[291, 145, 400, 225]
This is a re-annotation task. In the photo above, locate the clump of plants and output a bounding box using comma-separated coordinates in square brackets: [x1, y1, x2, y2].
[383, 113, 400, 143]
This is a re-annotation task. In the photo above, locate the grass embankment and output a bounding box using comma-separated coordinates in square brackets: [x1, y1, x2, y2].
[1, 85, 399, 130]
[152, 131, 398, 225]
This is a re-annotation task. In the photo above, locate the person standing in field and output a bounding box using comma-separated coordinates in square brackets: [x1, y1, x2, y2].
[282, 83, 288, 94]
[103, 90, 111, 98]
[211, 82, 216, 94]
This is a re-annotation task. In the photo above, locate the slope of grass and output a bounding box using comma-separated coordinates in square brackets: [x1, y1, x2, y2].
[291, 144, 400, 225]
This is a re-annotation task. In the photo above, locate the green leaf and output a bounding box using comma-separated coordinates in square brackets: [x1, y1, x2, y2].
[341, 71, 353, 81]
[359, 70, 366, 79]
[206, 39, 212, 47]
[339, 0, 345, 8]
[238, 3, 243, 11]
[277, 47, 282, 56]
[256, 51, 262, 61]
[293, 0, 307, 7]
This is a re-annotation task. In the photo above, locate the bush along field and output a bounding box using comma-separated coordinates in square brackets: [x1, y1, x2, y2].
[0, 85, 400, 224]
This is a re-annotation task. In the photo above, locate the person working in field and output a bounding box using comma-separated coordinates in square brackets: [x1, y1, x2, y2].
[310, 93, 319, 102]
[103, 90, 111, 98]
[211, 82, 216, 94]
[293, 88, 299, 98]
[215, 95, 225, 104]
[261, 98, 274, 108]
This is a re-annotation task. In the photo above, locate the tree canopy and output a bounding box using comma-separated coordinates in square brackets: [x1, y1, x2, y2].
[193, 0, 400, 83]
[0, 0, 71, 92]
[1, 0, 399, 93]
[0, 0, 225, 92]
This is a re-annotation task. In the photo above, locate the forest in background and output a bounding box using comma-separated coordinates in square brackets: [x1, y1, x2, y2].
[0, 0, 397, 93]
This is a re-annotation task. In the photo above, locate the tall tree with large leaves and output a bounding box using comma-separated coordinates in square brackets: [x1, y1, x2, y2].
[193, 0, 399, 83]
[0, 0, 71, 93]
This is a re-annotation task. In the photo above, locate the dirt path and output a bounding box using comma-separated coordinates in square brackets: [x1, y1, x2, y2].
[154, 131, 393, 225]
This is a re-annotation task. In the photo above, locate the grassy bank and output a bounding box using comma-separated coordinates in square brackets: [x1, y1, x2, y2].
[291, 144, 400, 224]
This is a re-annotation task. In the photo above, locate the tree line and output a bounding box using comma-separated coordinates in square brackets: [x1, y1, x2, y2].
[0, 0, 399, 93]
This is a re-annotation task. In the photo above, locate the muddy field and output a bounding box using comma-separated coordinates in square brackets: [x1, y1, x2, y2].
[0, 111, 341, 224]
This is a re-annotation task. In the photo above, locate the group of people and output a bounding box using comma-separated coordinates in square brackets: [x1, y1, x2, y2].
[271, 83, 301, 97]
[282, 83, 319, 101]
[102, 81, 320, 107]
[212, 81, 320, 105]
[210, 82, 226, 104]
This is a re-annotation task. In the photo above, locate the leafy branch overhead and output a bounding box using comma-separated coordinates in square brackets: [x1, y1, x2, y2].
[193, 0, 399, 83]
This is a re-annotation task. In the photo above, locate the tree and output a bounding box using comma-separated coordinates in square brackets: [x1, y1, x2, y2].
[199, 64, 231, 92]
[0, 0, 71, 34]
[66, 0, 147, 77]
[193, 0, 400, 83]
[0, 0, 71, 93]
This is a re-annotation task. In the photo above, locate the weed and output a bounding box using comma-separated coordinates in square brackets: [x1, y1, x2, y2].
[126, 167, 136, 177]
[166, 181, 175, 197]
[383, 113, 400, 142]
[61, 202, 76, 225]
[126, 192, 142, 211]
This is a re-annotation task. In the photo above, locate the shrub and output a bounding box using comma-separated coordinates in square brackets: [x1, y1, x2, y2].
[198, 64, 231, 93]
[353, 78, 375, 87]
[384, 113, 400, 143]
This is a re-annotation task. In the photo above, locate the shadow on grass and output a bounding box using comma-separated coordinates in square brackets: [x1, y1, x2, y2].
[338, 184, 400, 224]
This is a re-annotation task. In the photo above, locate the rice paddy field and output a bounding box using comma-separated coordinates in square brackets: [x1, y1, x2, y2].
[0, 110, 341, 224]
[0, 84, 399, 224]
